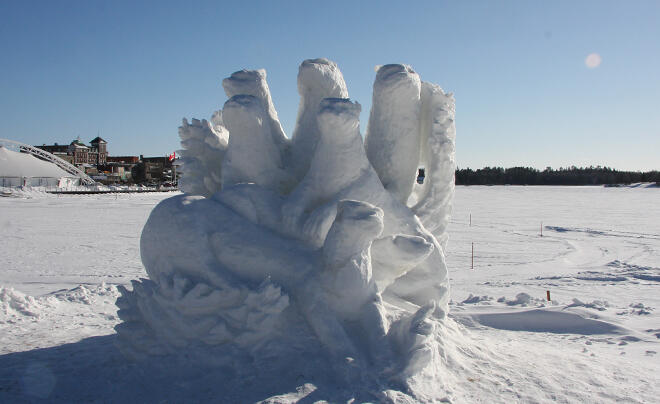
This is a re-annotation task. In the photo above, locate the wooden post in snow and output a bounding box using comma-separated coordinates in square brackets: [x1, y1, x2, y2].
[546, 290, 551, 301]
[471, 242, 474, 270]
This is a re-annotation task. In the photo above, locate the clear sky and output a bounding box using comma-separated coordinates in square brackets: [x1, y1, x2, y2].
[1, 0, 658, 171]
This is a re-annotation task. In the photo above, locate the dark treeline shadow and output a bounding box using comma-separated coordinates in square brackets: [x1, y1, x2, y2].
[455, 166, 660, 186]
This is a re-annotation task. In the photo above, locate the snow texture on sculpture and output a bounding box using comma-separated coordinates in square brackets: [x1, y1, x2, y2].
[365, 64, 422, 205]
[115, 58, 456, 399]
[176, 117, 227, 197]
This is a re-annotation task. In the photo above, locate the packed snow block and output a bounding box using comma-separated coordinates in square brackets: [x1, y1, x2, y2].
[411, 82, 456, 247]
[371, 234, 434, 290]
[221, 95, 288, 193]
[121, 191, 387, 362]
[284, 98, 449, 310]
[118, 58, 458, 398]
[365, 64, 422, 204]
[291, 58, 349, 181]
[177, 118, 227, 197]
[379, 217, 450, 312]
[211, 183, 285, 231]
[282, 98, 374, 246]
[321, 200, 383, 316]
[388, 302, 437, 379]
[222, 69, 289, 152]
[118, 195, 295, 360]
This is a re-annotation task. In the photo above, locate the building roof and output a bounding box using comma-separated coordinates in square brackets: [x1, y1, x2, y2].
[70, 137, 88, 148]
[0, 146, 72, 178]
[90, 136, 107, 144]
[106, 156, 139, 163]
[37, 144, 68, 153]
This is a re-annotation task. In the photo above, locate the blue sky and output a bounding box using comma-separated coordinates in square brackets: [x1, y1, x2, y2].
[1, 0, 658, 171]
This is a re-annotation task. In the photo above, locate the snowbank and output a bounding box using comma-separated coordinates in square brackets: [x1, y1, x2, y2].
[1, 287, 45, 318]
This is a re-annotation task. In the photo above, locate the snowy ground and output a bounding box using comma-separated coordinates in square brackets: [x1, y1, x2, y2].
[1, 186, 658, 402]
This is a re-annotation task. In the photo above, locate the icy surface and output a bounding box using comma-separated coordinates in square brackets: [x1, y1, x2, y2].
[1, 187, 659, 402]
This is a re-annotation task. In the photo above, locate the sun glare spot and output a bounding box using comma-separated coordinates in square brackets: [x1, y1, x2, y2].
[585, 53, 602, 69]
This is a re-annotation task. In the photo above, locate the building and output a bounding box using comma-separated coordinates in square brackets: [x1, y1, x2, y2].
[97, 156, 140, 184]
[89, 137, 108, 165]
[106, 156, 140, 164]
[36, 137, 108, 168]
[35, 143, 70, 163]
[33, 137, 178, 185]
[132, 156, 177, 185]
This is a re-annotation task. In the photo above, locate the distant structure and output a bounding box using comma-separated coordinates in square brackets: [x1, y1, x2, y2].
[131, 155, 177, 185]
[36, 136, 108, 167]
[34, 137, 177, 185]
[89, 137, 108, 165]
[0, 139, 95, 186]
[101, 156, 139, 183]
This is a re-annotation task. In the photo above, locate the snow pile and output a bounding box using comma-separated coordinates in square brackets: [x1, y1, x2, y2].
[619, 303, 654, 316]
[52, 283, 119, 305]
[497, 292, 548, 307]
[460, 294, 493, 305]
[568, 298, 610, 311]
[0, 287, 46, 319]
[1, 284, 119, 322]
[115, 59, 456, 399]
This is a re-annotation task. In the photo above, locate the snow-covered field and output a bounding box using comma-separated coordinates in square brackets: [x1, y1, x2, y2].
[1, 186, 658, 402]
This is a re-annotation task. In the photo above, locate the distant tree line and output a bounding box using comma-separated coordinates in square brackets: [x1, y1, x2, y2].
[454, 166, 660, 186]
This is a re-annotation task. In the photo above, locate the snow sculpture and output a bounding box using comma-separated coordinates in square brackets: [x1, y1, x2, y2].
[116, 58, 456, 397]
[365, 64, 422, 204]
[290, 59, 349, 182]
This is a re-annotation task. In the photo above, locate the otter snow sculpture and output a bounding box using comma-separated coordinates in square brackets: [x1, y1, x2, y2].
[116, 59, 456, 393]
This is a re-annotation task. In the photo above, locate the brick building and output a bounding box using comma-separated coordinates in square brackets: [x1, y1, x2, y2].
[36, 137, 108, 168]
[34, 137, 177, 185]
[98, 156, 141, 184]
[132, 156, 177, 185]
